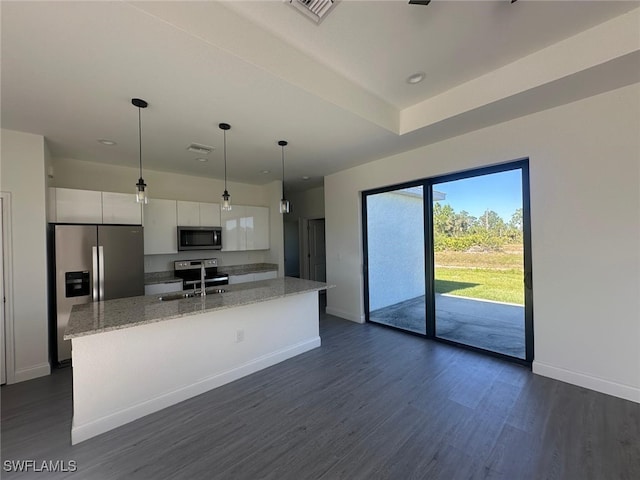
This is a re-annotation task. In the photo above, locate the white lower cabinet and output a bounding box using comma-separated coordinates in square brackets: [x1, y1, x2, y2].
[253, 271, 277, 282]
[228, 273, 255, 285]
[228, 270, 277, 284]
[144, 281, 183, 296]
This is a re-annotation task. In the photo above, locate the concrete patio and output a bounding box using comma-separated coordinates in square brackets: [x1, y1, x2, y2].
[370, 294, 525, 359]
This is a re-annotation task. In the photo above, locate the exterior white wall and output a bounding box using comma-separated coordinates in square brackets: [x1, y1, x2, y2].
[325, 83, 640, 402]
[52, 158, 284, 273]
[366, 191, 425, 311]
[0, 129, 51, 382]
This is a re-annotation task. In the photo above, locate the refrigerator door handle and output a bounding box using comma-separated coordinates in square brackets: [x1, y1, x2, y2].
[92, 246, 99, 301]
[98, 245, 105, 300]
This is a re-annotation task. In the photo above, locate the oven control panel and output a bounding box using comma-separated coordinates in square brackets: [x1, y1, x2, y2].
[175, 258, 218, 270]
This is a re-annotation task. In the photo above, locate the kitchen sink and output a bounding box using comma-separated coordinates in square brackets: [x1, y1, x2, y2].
[158, 288, 226, 301]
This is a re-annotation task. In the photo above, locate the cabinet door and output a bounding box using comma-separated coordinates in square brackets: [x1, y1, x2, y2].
[221, 206, 245, 251]
[199, 202, 221, 227]
[145, 281, 183, 295]
[176, 201, 200, 226]
[228, 273, 254, 285]
[143, 199, 178, 254]
[102, 192, 142, 224]
[253, 271, 277, 281]
[245, 206, 270, 250]
[53, 188, 102, 223]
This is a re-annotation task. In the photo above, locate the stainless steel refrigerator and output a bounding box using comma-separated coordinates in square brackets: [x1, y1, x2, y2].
[50, 224, 144, 364]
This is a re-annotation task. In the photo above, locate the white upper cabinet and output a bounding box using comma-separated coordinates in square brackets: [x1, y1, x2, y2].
[221, 206, 244, 251]
[176, 201, 200, 226]
[143, 199, 178, 255]
[177, 201, 221, 227]
[49, 188, 103, 223]
[49, 188, 142, 224]
[245, 206, 269, 250]
[102, 192, 142, 224]
[221, 205, 269, 251]
[199, 202, 221, 227]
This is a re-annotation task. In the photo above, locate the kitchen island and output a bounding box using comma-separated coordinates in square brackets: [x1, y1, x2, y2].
[65, 277, 329, 444]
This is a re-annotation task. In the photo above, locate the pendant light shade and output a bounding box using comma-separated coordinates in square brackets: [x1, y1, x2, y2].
[219, 123, 232, 211]
[132, 98, 149, 204]
[278, 140, 290, 214]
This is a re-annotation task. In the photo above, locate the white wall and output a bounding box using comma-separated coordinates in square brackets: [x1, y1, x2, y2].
[285, 186, 325, 279]
[287, 186, 325, 220]
[0, 129, 51, 382]
[52, 158, 284, 273]
[325, 83, 640, 403]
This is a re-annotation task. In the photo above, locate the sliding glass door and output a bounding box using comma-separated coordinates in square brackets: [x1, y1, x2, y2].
[362, 160, 533, 363]
[364, 185, 426, 334]
[432, 169, 527, 359]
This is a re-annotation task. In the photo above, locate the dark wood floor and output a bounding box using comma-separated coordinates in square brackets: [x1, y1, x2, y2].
[2, 314, 639, 479]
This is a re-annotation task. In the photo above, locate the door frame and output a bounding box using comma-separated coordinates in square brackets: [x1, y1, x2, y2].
[361, 159, 533, 365]
[1, 192, 15, 384]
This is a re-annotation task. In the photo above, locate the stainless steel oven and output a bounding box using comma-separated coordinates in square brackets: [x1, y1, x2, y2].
[174, 259, 228, 290]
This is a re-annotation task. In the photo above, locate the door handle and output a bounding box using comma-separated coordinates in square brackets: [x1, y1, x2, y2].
[92, 246, 99, 301]
[98, 246, 105, 300]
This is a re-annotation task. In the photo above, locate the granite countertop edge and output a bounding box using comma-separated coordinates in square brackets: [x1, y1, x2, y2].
[66, 277, 331, 340]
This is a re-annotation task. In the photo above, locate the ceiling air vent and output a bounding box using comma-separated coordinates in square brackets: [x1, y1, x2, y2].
[286, 0, 338, 25]
[186, 143, 214, 155]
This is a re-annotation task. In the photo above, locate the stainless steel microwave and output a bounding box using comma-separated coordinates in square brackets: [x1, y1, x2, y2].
[177, 226, 222, 251]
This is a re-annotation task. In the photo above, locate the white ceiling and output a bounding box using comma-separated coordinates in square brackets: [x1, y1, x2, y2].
[2, 1, 639, 192]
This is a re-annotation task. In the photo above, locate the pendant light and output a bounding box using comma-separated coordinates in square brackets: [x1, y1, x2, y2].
[278, 140, 290, 214]
[219, 123, 232, 211]
[132, 98, 149, 204]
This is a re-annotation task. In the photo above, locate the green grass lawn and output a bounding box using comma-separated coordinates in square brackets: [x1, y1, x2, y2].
[434, 267, 524, 305]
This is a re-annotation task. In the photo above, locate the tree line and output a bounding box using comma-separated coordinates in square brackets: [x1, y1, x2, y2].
[433, 203, 522, 252]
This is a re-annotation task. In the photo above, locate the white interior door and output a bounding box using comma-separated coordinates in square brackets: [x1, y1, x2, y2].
[1, 198, 6, 385]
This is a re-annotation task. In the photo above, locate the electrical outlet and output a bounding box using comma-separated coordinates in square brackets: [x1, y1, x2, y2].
[236, 329, 244, 343]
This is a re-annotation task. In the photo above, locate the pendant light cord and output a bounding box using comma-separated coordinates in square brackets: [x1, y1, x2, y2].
[138, 106, 143, 178]
[223, 129, 228, 191]
[281, 144, 285, 198]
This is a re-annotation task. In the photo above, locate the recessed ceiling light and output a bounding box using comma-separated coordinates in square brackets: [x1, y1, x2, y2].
[98, 139, 116, 146]
[302, 176, 310, 180]
[261, 170, 271, 175]
[406, 72, 425, 85]
[196, 158, 208, 162]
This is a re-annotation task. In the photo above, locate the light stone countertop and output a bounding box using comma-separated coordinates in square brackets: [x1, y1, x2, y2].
[65, 277, 330, 340]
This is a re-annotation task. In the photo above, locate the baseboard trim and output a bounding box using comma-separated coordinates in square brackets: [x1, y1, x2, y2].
[71, 337, 321, 444]
[13, 362, 51, 383]
[533, 360, 640, 403]
[325, 306, 364, 324]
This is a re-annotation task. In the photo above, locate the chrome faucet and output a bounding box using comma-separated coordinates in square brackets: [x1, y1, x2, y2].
[200, 262, 207, 297]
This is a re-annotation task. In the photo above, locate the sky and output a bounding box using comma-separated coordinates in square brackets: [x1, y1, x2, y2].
[433, 169, 522, 221]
